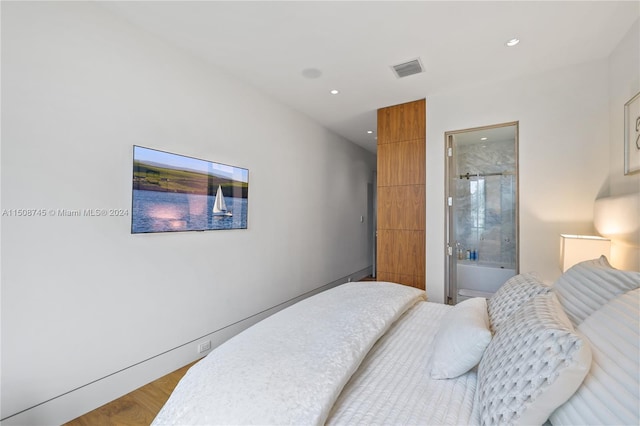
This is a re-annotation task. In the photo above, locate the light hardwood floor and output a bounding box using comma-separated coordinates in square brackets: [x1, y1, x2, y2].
[64, 360, 198, 426]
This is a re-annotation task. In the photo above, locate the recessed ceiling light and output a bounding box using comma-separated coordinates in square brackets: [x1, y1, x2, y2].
[481, 137, 488, 141]
[367, 130, 373, 134]
[330, 89, 339, 95]
[506, 38, 520, 47]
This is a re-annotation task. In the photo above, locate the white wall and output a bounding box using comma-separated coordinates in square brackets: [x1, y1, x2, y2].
[608, 19, 640, 197]
[426, 18, 640, 302]
[604, 19, 640, 271]
[0, 2, 374, 424]
[426, 59, 611, 302]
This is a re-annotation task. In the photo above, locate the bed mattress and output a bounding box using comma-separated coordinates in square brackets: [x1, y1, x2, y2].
[327, 301, 479, 425]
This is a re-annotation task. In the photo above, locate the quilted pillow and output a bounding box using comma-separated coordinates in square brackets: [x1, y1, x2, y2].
[430, 297, 492, 379]
[477, 292, 592, 426]
[553, 256, 640, 326]
[487, 272, 551, 332]
[550, 288, 639, 426]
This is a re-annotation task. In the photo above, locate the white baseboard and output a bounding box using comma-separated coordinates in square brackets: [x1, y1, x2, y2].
[1, 267, 372, 425]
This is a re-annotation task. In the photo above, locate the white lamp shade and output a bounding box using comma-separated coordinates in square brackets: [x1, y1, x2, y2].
[560, 234, 611, 272]
[594, 193, 639, 246]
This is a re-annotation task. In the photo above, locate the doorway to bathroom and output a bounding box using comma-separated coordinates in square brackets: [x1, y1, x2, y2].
[445, 122, 519, 304]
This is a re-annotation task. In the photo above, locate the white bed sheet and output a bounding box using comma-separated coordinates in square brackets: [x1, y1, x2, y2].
[327, 301, 480, 425]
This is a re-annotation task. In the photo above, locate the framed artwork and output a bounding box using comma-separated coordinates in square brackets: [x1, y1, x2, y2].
[132, 146, 249, 233]
[624, 91, 640, 175]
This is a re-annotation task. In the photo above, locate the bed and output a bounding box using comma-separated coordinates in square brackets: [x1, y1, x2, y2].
[152, 256, 639, 425]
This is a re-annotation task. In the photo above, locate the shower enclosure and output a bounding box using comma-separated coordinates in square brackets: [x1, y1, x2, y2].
[445, 122, 519, 304]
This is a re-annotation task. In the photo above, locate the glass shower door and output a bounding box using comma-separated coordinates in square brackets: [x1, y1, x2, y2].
[445, 123, 519, 304]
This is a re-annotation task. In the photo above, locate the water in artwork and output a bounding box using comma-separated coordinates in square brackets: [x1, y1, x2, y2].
[132, 189, 248, 233]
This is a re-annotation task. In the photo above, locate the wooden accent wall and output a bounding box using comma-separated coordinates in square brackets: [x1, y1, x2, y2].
[376, 99, 426, 290]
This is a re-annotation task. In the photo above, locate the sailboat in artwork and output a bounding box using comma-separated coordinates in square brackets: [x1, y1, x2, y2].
[212, 184, 233, 217]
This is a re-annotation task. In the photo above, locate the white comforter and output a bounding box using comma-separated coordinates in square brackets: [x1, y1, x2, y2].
[152, 281, 425, 425]
[327, 301, 479, 425]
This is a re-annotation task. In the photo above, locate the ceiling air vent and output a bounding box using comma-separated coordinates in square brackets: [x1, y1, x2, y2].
[391, 58, 424, 78]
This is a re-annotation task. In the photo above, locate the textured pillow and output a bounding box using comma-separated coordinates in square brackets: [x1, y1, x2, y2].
[477, 292, 592, 426]
[550, 288, 639, 426]
[487, 272, 551, 332]
[553, 256, 640, 327]
[430, 297, 492, 379]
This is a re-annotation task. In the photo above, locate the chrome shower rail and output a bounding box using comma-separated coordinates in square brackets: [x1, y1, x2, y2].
[458, 171, 515, 180]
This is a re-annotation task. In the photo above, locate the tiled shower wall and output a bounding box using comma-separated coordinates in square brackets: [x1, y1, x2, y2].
[454, 140, 516, 268]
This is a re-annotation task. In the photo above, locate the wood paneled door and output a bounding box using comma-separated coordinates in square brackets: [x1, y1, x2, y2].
[376, 99, 426, 290]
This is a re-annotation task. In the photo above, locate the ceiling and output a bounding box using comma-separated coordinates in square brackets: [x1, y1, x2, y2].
[101, 1, 639, 153]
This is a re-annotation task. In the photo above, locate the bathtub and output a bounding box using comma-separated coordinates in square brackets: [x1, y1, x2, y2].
[456, 261, 516, 302]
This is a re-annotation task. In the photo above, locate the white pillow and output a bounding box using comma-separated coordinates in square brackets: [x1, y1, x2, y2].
[553, 256, 640, 326]
[550, 288, 639, 426]
[487, 272, 550, 332]
[430, 297, 492, 379]
[477, 292, 592, 426]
